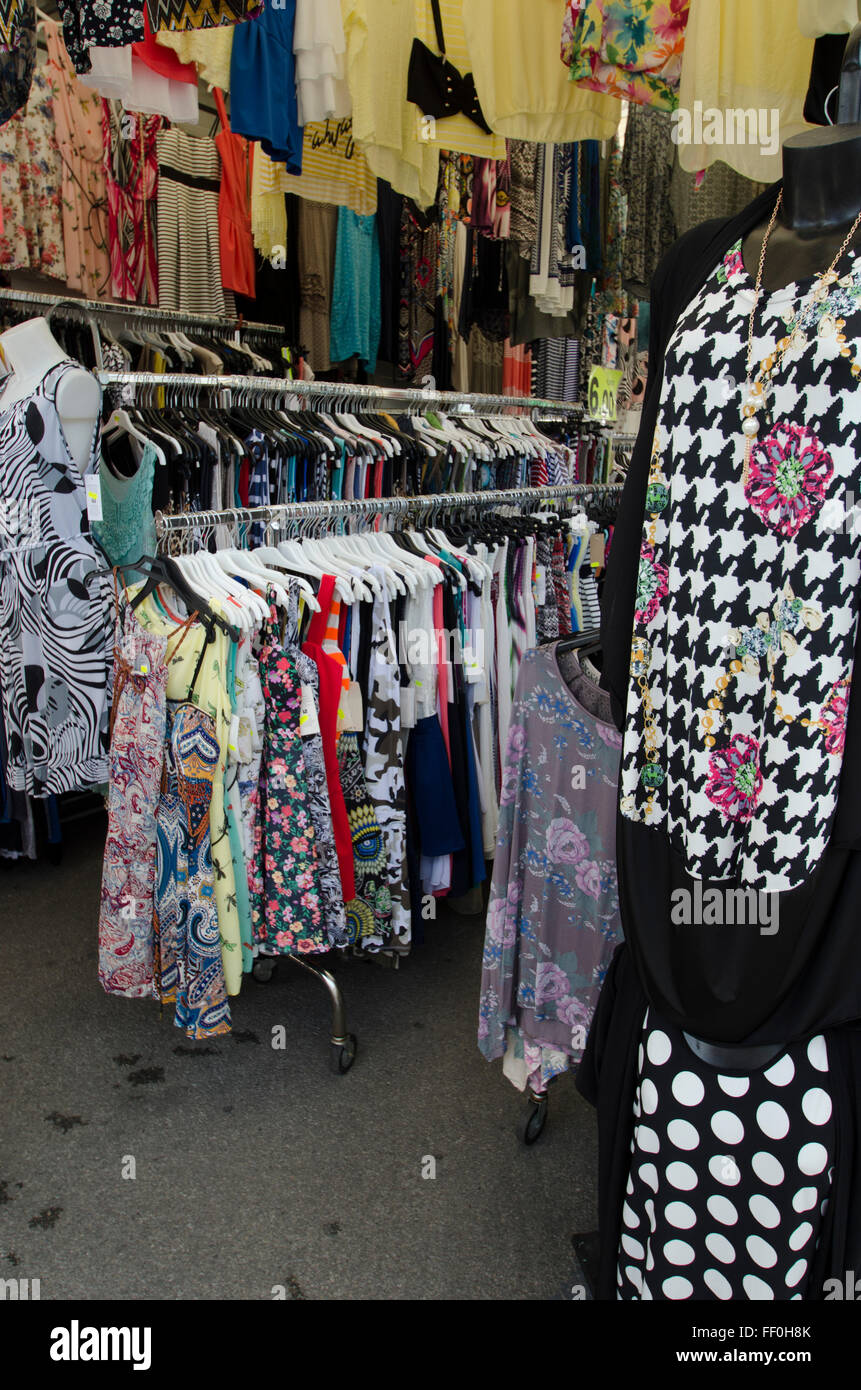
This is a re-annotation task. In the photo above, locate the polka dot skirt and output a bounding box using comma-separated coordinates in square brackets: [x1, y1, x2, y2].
[617, 1011, 834, 1300]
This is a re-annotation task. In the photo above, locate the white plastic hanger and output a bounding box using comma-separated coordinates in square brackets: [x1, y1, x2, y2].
[215, 548, 291, 610]
[276, 537, 355, 605]
[249, 544, 322, 612]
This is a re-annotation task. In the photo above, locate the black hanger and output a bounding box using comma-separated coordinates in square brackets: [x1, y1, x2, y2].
[123, 554, 241, 642]
[555, 626, 602, 661]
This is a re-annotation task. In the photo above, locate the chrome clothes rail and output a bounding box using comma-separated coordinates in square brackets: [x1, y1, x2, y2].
[155, 483, 623, 542]
[0, 288, 285, 339]
[97, 370, 584, 416]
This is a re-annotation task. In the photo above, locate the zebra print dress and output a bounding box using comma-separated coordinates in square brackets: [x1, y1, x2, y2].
[0, 361, 112, 796]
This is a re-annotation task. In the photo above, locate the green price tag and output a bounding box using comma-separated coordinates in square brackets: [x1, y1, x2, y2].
[587, 366, 623, 424]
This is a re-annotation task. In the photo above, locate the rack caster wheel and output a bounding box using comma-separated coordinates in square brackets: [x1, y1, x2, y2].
[330, 1033, 357, 1074]
[252, 958, 278, 983]
[523, 1097, 548, 1145]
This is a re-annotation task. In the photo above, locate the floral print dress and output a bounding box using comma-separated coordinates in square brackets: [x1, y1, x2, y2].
[561, 0, 690, 111]
[478, 644, 623, 1094]
[250, 597, 328, 956]
[620, 238, 861, 893]
[0, 67, 65, 277]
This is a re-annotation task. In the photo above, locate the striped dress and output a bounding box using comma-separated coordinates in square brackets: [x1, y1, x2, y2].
[156, 126, 235, 318]
[0, 363, 112, 796]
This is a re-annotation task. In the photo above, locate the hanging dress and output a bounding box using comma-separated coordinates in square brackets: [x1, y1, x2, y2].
[301, 573, 355, 902]
[337, 731, 393, 945]
[252, 595, 328, 955]
[213, 85, 255, 299]
[99, 584, 193, 999]
[155, 125, 235, 317]
[43, 19, 110, 300]
[0, 362, 111, 796]
[153, 628, 232, 1039]
[284, 581, 349, 949]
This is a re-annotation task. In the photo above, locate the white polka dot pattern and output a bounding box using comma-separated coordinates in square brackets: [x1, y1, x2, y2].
[616, 1016, 834, 1301]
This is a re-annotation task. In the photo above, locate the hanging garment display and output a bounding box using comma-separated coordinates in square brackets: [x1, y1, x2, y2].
[0, 0, 35, 125]
[0, 362, 112, 796]
[329, 206, 381, 372]
[298, 199, 338, 372]
[43, 18, 110, 301]
[340, 0, 439, 207]
[102, 101, 162, 305]
[56, 0, 145, 76]
[463, 0, 620, 144]
[618, 104, 676, 300]
[479, 643, 623, 1094]
[277, 118, 378, 217]
[675, 0, 814, 181]
[407, 0, 506, 159]
[156, 126, 235, 317]
[0, 67, 66, 279]
[230, 0, 302, 172]
[154, 21, 234, 91]
[561, 0, 691, 111]
[293, 0, 350, 126]
[145, 0, 260, 28]
[213, 86, 255, 299]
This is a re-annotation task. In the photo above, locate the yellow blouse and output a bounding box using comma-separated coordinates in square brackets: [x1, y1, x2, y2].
[462, 0, 620, 145]
[677, 0, 815, 182]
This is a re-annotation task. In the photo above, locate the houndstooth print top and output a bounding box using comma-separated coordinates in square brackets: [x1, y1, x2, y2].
[619, 238, 861, 893]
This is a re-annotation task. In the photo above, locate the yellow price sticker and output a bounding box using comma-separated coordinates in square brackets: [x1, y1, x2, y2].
[587, 366, 623, 424]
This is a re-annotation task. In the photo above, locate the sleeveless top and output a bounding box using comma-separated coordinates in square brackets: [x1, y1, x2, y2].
[620, 240, 861, 894]
[0, 360, 111, 795]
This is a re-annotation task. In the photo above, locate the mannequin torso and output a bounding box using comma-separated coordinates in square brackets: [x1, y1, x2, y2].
[0, 318, 101, 473]
[742, 125, 861, 290]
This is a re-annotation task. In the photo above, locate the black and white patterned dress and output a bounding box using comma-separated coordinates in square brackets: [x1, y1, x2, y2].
[0, 361, 112, 795]
[56, 0, 145, 76]
[620, 238, 861, 894]
[618, 1013, 834, 1301]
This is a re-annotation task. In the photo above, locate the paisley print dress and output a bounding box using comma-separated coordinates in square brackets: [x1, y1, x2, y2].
[98, 596, 173, 999]
[154, 699, 232, 1038]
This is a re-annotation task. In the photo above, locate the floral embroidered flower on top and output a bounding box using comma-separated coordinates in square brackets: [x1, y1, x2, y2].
[744, 422, 834, 538]
[705, 734, 763, 823]
[635, 543, 669, 624]
[816, 678, 851, 756]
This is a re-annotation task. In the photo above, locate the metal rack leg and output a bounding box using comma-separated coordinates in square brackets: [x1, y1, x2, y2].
[523, 1086, 548, 1145]
[283, 952, 358, 1074]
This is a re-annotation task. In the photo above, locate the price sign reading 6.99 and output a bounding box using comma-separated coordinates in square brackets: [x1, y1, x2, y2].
[587, 366, 623, 424]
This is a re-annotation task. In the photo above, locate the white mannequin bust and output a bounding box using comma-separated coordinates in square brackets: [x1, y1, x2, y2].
[0, 317, 101, 474]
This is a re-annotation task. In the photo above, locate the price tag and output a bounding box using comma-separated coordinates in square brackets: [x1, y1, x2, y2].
[400, 685, 416, 729]
[84, 473, 103, 522]
[534, 564, 547, 606]
[227, 713, 240, 753]
[586, 366, 623, 425]
[299, 682, 320, 737]
[590, 532, 606, 567]
[341, 681, 364, 733]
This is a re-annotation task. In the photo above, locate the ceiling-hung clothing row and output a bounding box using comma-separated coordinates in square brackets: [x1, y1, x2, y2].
[1, 0, 804, 426]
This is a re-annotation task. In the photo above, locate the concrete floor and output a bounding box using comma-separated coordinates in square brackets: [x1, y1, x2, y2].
[0, 818, 599, 1300]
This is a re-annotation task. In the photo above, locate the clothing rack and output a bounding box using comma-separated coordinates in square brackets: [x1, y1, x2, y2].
[0, 288, 286, 341]
[97, 370, 585, 417]
[154, 483, 623, 544]
[151, 481, 619, 1069]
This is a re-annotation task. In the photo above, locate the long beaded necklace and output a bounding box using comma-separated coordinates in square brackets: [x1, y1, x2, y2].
[741, 192, 861, 485]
